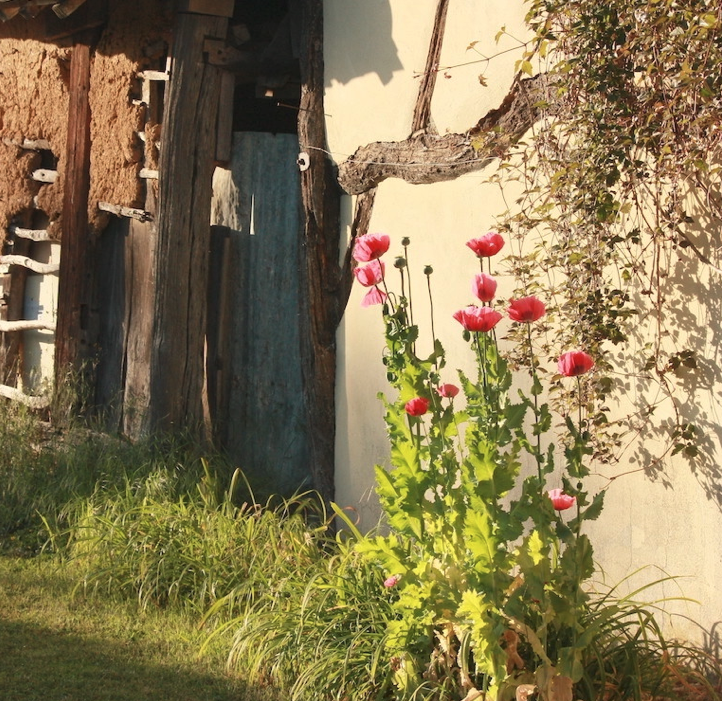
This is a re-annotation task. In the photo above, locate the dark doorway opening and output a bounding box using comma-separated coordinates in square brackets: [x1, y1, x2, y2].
[229, 0, 300, 134]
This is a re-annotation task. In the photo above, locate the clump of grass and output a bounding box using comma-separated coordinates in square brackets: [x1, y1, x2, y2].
[204, 527, 396, 701]
[54, 463, 327, 613]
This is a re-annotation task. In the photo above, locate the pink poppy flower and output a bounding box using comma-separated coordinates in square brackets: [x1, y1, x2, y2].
[466, 232, 505, 258]
[508, 296, 546, 323]
[353, 233, 391, 262]
[361, 287, 387, 307]
[548, 488, 576, 511]
[557, 351, 594, 377]
[405, 397, 429, 416]
[436, 383, 460, 398]
[453, 306, 503, 333]
[354, 259, 385, 287]
[472, 273, 498, 303]
[384, 574, 401, 588]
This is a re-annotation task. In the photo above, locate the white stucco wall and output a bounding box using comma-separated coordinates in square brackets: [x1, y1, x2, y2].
[326, 0, 722, 643]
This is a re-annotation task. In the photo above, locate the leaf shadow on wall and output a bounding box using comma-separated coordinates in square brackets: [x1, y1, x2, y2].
[323, 0, 403, 86]
[615, 203, 722, 510]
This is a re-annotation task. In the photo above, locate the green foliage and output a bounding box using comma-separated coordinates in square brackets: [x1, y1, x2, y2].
[493, 0, 722, 467]
[359, 246, 602, 701]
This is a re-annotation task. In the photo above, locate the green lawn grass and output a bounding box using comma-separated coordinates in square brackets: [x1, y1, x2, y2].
[0, 554, 268, 701]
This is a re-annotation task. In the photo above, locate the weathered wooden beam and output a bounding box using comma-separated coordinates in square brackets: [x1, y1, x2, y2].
[297, 0, 342, 503]
[54, 40, 91, 386]
[0, 384, 50, 409]
[9, 225, 51, 242]
[98, 201, 153, 222]
[146, 11, 227, 435]
[411, 0, 449, 134]
[0, 255, 60, 275]
[337, 73, 554, 195]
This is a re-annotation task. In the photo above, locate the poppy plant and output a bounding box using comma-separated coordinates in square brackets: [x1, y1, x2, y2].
[466, 232, 504, 257]
[361, 287, 388, 307]
[405, 397, 429, 416]
[558, 350, 594, 377]
[548, 488, 576, 511]
[436, 383, 460, 398]
[508, 296, 546, 323]
[353, 233, 391, 262]
[384, 574, 401, 588]
[354, 259, 385, 287]
[453, 306, 503, 333]
[472, 273, 498, 303]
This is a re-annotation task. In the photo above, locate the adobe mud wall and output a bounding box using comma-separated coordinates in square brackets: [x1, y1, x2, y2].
[0, 0, 170, 239]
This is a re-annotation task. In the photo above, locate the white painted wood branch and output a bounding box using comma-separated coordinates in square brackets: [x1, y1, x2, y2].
[8, 225, 50, 242]
[98, 202, 153, 222]
[138, 70, 170, 81]
[0, 384, 50, 409]
[3, 138, 52, 151]
[337, 73, 555, 195]
[31, 169, 58, 183]
[0, 319, 56, 332]
[0, 255, 59, 274]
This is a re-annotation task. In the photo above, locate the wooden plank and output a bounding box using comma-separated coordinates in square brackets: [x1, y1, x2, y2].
[147, 11, 227, 435]
[215, 70, 235, 162]
[297, 0, 342, 503]
[122, 218, 156, 438]
[0, 255, 60, 275]
[30, 169, 58, 183]
[54, 41, 91, 386]
[139, 168, 158, 179]
[0, 384, 50, 409]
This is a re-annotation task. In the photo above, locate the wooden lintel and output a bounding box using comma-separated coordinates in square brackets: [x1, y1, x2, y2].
[0, 384, 50, 409]
[0, 255, 59, 275]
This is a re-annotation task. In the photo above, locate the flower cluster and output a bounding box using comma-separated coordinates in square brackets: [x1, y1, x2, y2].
[354, 231, 595, 376]
[353, 231, 596, 527]
[353, 230, 605, 700]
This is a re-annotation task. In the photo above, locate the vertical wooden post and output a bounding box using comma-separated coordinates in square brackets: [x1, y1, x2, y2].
[55, 40, 91, 388]
[146, 11, 227, 435]
[298, 0, 342, 503]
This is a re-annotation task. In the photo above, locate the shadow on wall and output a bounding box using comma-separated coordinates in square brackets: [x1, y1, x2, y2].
[616, 200, 722, 509]
[324, 0, 403, 86]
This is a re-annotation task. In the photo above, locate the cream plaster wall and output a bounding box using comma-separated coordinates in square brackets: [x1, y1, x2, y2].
[326, 0, 722, 643]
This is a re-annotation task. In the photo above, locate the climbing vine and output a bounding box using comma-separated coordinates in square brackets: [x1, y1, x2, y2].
[488, 0, 722, 472]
